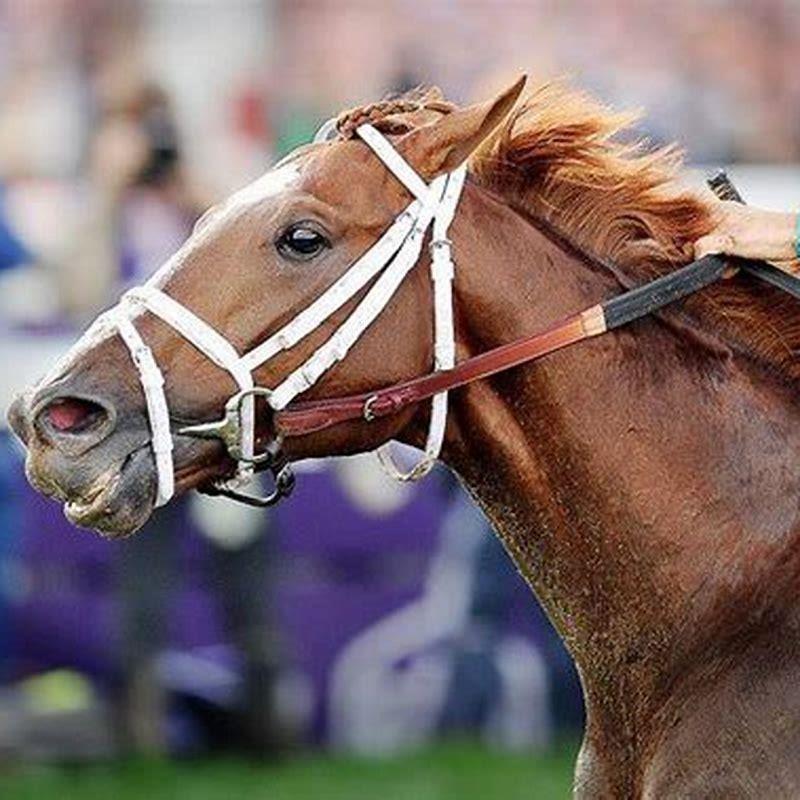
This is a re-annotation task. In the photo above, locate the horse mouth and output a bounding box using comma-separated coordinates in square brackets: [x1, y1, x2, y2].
[60, 445, 156, 538]
[59, 436, 235, 538]
[64, 469, 122, 526]
[19, 397, 239, 538]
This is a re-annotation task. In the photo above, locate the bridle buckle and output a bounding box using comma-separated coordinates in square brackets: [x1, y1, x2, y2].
[363, 394, 379, 422]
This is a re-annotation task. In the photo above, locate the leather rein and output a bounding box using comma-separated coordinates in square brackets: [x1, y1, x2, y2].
[274, 171, 800, 461]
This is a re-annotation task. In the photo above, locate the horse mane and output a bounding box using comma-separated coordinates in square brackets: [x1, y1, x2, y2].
[336, 82, 800, 386]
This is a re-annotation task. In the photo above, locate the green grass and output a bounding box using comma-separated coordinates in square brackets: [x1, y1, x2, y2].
[0, 740, 578, 800]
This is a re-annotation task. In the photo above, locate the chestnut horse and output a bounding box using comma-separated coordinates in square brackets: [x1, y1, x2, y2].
[8, 78, 800, 797]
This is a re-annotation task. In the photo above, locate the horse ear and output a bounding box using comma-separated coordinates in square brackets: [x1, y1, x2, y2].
[402, 76, 526, 177]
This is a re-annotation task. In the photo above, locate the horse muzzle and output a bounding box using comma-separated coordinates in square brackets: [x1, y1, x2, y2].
[8, 383, 159, 537]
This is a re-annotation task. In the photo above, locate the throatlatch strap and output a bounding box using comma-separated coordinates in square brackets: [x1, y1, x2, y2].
[376, 164, 467, 481]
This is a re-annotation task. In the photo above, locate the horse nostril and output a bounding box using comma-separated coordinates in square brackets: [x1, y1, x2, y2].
[41, 397, 109, 436]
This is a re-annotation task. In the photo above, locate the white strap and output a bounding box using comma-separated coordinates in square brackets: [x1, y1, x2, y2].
[126, 287, 245, 379]
[115, 315, 175, 506]
[375, 390, 449, 482]
[431, 165, 465, 372]
[241, 199, 420, 372]
[357, 124, 434, 205]
[375, 166, 466, 481]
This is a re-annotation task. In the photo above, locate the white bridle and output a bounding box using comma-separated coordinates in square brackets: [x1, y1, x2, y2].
[98, 124, 466, 507]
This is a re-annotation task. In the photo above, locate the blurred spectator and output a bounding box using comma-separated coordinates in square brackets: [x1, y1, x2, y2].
[116, 494, 289, 759]
[52, 77, 207, 318]
[328, 472, 555, 755]
[273, 0, 800, 164]
[0, 178, 61, 325]
[78, 80, 289, 759]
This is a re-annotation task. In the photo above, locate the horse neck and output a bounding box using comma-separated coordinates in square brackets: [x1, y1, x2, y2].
[442, 182, 800, 732]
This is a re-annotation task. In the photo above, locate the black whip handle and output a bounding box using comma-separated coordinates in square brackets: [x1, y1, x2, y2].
[603, 255, 728, 330]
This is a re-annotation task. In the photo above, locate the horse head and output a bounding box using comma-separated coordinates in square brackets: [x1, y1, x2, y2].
[7, 79, 525, 537]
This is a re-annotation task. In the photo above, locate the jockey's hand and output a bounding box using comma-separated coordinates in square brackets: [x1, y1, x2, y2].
[694, 202, 798, 263]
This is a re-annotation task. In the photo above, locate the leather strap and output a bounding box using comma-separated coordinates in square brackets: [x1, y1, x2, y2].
[275, 309, 600, 437]
[275, 254, 737, 439]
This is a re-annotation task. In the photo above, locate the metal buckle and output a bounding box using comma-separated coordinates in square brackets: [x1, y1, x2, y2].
[363, 394, 379, 422]
[178, 387, 278, 465]
[429, 237, 452, 253]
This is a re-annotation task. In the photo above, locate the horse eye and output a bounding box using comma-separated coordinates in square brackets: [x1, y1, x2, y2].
[276, 224, 330, 261]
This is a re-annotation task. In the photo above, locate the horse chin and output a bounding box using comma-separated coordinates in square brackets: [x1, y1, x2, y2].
[59, 446, 157, 539]
[57, 439, 230, 539]
[24, 428, 239, 539]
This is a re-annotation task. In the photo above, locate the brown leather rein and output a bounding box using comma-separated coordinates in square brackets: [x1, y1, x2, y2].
[276, 251, 800, 440]
[276, 307, 602, 438]
[274, 172, 799, 441]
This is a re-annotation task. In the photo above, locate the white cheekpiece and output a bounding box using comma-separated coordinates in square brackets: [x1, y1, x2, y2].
[106, 124, 466, 506]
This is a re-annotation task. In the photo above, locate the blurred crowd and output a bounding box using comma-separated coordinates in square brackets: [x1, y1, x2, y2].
[0, 0, 795, 766]
[278, 0, 800, 163]
[0, 0, 798, 324]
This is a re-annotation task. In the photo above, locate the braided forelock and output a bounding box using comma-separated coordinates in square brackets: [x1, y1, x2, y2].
[335, 87, 456, 140]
